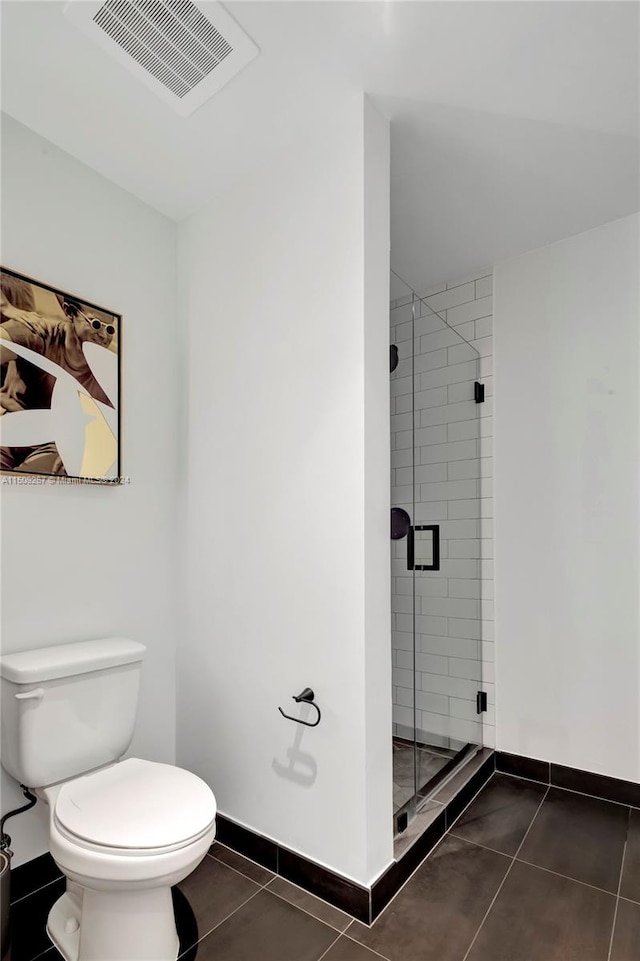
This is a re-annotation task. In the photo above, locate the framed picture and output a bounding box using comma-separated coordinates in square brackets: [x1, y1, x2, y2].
[0, 267, 121, 483]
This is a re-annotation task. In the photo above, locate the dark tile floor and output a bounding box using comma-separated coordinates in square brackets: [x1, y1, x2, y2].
[13, 772, 640, 961]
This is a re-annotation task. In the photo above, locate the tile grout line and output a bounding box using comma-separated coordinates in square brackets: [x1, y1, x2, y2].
[514, 857, 619, 899]
[28, 946, 58, 961]
[606, 861, 624, 961]
[549, 781, 639, 811]
[494, 769, 550, 789]
[619, 894, 640, 906]
[177, 887, 263, 959]
[498, 765, 640, 811]
[262, 880, 352, 934]
[207, 850, 359, 935]
[460, 785, 550, 961]
[333, 932, 395, 961]
[315, 931, 344, 961]
[606, 811, 630, 961]
[206, 850, 274, 888]
[449, 832, 623, 899]
[10, 873, 64, 906]
[209, 844, 367, 932]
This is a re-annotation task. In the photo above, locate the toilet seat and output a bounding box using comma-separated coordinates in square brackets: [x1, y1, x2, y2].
[53, 758, 216, 854]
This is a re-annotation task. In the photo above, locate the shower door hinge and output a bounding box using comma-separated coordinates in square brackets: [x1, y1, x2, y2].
[474, 381, 485, 404]
[476, 690, 488, 714]
[396, 811, 409, 835]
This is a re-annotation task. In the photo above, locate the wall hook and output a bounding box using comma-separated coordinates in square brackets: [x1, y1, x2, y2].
[278, 688, 321, 727]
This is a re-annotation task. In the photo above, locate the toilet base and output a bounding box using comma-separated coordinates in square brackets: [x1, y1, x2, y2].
[47, 884, 179, 961]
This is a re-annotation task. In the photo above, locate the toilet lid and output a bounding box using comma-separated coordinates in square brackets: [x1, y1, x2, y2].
[54, 758, 216, 850]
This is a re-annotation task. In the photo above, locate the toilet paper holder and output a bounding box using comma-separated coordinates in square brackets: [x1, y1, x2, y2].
[278, 688, 321, 728]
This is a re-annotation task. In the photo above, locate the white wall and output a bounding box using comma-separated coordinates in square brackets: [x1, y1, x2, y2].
[0, 115, 180, 865]
[494, 214, 639, 782]
[177, 96, 393, 886]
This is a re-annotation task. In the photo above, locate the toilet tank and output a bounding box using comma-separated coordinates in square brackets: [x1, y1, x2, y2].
[0, 638, 146, 788]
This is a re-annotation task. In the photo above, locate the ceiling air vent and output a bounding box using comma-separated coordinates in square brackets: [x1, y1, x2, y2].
[64, 0, 259, 116]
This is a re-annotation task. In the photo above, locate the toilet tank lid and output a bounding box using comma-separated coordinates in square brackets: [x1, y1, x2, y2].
[0, 638, 146, 683]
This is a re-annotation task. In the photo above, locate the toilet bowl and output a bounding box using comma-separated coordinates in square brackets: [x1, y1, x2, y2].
[42, 758, 217, 961]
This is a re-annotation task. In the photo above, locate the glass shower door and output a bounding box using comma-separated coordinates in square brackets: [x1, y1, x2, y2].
[391, 273, 484, 829]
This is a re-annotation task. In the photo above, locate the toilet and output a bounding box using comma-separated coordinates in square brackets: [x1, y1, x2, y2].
[0, 638, 217, 961]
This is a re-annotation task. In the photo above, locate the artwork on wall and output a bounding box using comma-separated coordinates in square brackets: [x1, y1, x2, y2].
[0, 267, 121, 483]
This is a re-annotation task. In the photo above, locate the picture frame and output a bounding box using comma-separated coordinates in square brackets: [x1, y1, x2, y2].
[0, 266, 121, 484]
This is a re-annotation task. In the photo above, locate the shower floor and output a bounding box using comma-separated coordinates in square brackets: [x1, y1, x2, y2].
[393, 737, 459, 814]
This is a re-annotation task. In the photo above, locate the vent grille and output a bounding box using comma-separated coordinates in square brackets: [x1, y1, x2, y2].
[93, 0, 233, 99]
[64, 0, 259, 116]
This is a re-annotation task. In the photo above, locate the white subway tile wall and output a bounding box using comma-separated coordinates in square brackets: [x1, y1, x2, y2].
[390, 272, 495, 751]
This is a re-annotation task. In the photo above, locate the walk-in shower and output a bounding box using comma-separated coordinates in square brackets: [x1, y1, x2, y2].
[390, 271, 485, 832]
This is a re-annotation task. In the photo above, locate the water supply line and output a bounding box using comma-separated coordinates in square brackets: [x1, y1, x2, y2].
[0, 786, 37, 856]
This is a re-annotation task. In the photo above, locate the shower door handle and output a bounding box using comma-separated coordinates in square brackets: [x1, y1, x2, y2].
[407, 525, 440, 572]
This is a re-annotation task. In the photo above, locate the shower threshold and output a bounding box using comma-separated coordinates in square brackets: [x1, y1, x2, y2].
[393, 739, 480, 831]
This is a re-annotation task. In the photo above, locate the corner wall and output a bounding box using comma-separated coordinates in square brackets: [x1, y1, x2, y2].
[177, 96, 393, 886]
[494, 214, 640, 782]
[0, 115, 180, 865]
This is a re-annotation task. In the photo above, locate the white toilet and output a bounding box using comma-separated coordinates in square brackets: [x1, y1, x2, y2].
[0, 637, 217, 961]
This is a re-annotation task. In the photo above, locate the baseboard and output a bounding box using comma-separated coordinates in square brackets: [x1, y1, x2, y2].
[10, 851, 62, 904]
[496, 751, 640, 807]
[215, 814, 371, 923]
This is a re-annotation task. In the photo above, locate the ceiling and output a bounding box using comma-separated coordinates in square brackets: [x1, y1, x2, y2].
[1, 1, 638, 290]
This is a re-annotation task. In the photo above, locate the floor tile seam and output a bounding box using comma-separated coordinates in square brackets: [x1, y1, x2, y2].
[447, 830, 517, 860]
[460, 785, 551, 961]
[262, 878, 353, 933]
[444, 832, 624, 899]
[495, 779, 632, 886]
[447, 776, 548, 851]
[460, 851, 517, 961]
[498, 770, 640, 811]
[619, 894, 640, 906]
[513, 856, 619, 898]
[607, 836, 628, 961]
[205, 850, 272, 888]
[331, 931, 394, 961]
[10, 873, 64, 906]
[545, 781, 635, 811]
[315, 931, 344, 961]
[209, 841, 276, 883]
[494, 769, 550, 789]
[512, 786, 549, 859]
[177, 886, 264, 957]
[28, 945, 58, 961]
